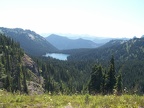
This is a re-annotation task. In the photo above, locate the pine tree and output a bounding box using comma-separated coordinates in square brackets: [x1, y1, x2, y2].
[0, 62, 6, 88]
[88, 65, 103, 94]
[102, 70, 106, 94]
[115, 73, 122, 95]
[5, 74, 11, 92]
[105, 55, 116, 94]
[22, 66, 28, 94]
[17, 64, 22, 92]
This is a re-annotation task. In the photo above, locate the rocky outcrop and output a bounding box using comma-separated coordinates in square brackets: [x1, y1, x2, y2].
[22, 54, 44, 94]
[22, 54, 39, 76]
[27, 81, 44, 95]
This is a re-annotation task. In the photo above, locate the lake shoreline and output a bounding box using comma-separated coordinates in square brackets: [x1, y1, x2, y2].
[44, 53, 70, 60]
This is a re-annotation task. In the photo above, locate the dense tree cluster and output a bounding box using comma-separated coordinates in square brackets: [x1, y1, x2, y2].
[33, 57, 91, 94]
[0, 34, 28, 93]
[88, 56, 122, 95]
[34, 55, 123, 95]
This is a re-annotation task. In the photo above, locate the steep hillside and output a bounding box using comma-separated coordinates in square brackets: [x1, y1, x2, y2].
[0, 33, 43, 94]
[0, 27, 58, 56]
[22, 54, 44, 94]
[46, 34, 99, 50]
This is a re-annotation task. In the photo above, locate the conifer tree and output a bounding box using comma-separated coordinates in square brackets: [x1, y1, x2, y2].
[22, 66, 28, 94]
[105, 55, 116, 94]
[0, 62, 6, 88]
[5, 74, 11, 92]
[88, 65, 103, 94]
[17, 64, 22, 92]
[102, 70, 106, 94]
[115, 73, 122, 94]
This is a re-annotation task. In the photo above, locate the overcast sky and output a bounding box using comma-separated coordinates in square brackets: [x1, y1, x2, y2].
[0, 0, 144, 38]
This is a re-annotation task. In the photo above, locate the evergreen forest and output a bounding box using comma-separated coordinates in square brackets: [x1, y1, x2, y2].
[0, 32, 144, 96]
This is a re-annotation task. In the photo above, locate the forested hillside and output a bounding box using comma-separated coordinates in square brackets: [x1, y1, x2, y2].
[0, 33, 43, 94]
[67, 37, 144, 93]
[32, 55, 123, 95]
[0, 33, 26, 92]
[34, 57, 91, 94]
[0, 27, 58, 56]
[68, 37, 144, 62]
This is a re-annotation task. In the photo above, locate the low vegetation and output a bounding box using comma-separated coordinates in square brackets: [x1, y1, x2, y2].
[0, 90, 144, 108]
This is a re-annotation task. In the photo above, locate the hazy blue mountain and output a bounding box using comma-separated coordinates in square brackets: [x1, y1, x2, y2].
[68, 37, 144, 62]
[0, 27, 58, 56]
[42, 33, 130, 46]
[46, 34, 99, 50]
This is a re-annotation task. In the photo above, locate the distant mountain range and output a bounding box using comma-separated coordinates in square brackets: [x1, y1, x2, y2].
[68, 37, 144, 62]
[0, 27, 131, 56]
[0, 27, 58, 56]
[46, 34, 100, 50]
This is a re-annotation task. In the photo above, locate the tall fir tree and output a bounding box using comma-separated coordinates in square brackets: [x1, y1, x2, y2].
[115, 73, 122, 95]
[105, 55, 116, 94]
[22, 66, 28, 94]
[88, 65, 103, 94]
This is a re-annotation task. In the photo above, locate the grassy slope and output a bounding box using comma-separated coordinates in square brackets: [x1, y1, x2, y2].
[0, 90, 144, 108]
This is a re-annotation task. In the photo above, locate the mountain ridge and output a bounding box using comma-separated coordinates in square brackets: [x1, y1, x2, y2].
[46, 34, 99, 50]
[68, 37, 144, 62]
[0, 27, 58, 56]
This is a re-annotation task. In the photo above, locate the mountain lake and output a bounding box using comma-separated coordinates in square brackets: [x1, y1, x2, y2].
[44, 53, 70, 60]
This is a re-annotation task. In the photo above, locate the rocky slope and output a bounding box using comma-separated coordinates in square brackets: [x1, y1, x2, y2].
[22, 54, 44, 94]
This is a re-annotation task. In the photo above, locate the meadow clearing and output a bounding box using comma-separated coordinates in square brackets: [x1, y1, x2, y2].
[0, 90, 144, 108]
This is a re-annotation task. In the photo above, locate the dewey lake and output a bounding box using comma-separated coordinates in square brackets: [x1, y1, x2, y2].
[44, 53, 70, 60]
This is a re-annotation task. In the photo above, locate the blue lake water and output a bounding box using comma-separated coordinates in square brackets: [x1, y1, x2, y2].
[44, 53, 70, 60]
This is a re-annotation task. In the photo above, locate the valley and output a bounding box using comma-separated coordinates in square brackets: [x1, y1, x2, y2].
[0, 27, 144, 107]
[1, 0, 144, 107]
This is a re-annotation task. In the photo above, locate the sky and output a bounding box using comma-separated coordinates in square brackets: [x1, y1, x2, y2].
[0, 0, 144, 38]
